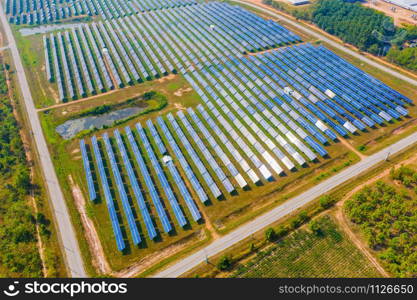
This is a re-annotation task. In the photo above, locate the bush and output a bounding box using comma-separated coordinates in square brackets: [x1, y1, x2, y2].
[319, 195, 334, 209]
[217, 255, 233, 271]
[309, 220, 323, 236]
[265, 228, 277, 242]
[275, 225, 288, 239]
[143, 91, 157, 100]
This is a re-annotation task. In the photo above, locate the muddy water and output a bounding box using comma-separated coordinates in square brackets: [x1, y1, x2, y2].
[56, 106, 145, 139]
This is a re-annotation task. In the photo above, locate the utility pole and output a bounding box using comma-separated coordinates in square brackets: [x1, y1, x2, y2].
[204, 249, 209, 264]
[385, 151, 390, 161]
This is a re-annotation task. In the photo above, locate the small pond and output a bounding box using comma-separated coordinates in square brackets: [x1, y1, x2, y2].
[56, 106, 144, 140]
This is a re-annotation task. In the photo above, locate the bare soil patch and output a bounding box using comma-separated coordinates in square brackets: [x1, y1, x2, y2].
[364, 0, 417, 26]
[113, 230, 207, 278]
[174, 87, 192, 97]
[69, 175, 111, 274]
[157, 74, 176, 83]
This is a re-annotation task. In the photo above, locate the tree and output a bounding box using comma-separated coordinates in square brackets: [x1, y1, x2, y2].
[311, 0, 391, 54]
[265, 228, 277, 242]
[217, 255, 233, 271]
[309, 220, 323, 236]
[345, 178, 417, 277]
[319, 195, 334, 209]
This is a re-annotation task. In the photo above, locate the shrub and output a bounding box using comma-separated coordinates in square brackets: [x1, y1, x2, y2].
[319, 195, 334, 209]
[217, 255, 233, 271]
[309, 220, 323, 236]
[265, 228, 276, 242]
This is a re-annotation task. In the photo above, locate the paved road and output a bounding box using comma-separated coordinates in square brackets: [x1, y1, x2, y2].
[0, 3, 86, 277]
[155, 132, 417, 277]
[232, 0, 417, 87]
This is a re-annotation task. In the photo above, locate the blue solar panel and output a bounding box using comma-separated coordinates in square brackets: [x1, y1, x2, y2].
[102, 133, 141, 245]
[157, 116, 210, 204]
[135, 123, 187, 228]
[79, 139, 96, 201]
[113, 129, 157, 240]
[125, 126, 172, 233]
[146, 119, 201, 221]
[91, 136, 125, 251]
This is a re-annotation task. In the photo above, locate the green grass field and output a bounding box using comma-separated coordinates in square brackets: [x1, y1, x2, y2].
[232, 216, 381, 278]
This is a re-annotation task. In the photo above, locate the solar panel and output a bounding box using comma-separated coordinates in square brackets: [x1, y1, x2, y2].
[91, 136, 125, 251]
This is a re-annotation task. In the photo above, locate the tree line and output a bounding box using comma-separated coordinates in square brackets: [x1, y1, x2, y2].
[0, 63, 44, 277]
[263, 0, 417, 72]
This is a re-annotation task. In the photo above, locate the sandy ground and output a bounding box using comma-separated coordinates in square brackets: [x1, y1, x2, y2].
[69, 175, 111, 274]
[173, 87, 192, 97]
[364, 0, 417, 26]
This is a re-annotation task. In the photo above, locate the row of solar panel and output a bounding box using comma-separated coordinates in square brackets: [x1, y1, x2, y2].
[80, 118, 214, 250]
[183, 58, 328, 174]
[252, 45, 411, 136]
[182, 44, 411, 168]
[83, 96, 326, 249]
[7, 0, 79, 24]
[6, 0, 197, 24]
[43, 2, 300, 100]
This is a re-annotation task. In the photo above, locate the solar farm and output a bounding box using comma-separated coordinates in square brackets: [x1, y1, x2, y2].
[5, 0, 198, 24]
[39, 1, 300, 101]
[10, 0, 416, 271]
[31, 1, 408, 252]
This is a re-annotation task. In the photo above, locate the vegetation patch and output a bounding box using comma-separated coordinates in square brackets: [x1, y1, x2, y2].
[231, 216, 381, 278]
[0, 64, 44, 276]
[263, 0, 417, 73]
[54, 91, 167, 139]
[345, 166, 417, 277]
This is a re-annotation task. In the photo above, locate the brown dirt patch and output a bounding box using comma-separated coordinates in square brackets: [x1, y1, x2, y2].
[364, 0, 417, 26]
[173, 102, 187, 111]
[69, 175, 111, 274]
[392, 118, 417, 135]
[338, 137, 367, 159]
[113, 230, 207, 278]
[157, 74, 176, 83]
[174, 87, 192, 97]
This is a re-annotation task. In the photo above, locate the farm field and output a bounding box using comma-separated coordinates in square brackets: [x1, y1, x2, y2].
[7, 0, 417, 276]
[345, 164, 417, 277]
[232, 216, 382, 278]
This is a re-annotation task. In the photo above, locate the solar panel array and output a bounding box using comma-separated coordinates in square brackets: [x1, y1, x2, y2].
[6, 0, 198, 24]
[75, 3, 412, 250]
[43, 2, 300, 101]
